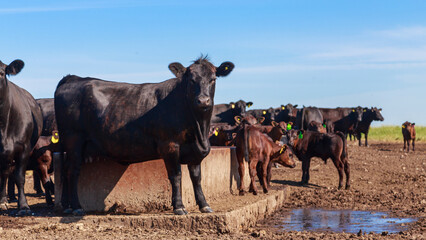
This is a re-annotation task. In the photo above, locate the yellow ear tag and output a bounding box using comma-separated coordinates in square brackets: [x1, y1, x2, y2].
[51, 135, 59, 144]
[263, 110, 266, 115]
[214, 130, 218, 136]
[352, 109, 355, 112]
[281, 106, 285, 110]
[402, 125, 406, 128]
[225, 66, 228, 70]
[363, 109, 366, 112]
[231, 104, 235, 109]
[279, 145, 286, 154]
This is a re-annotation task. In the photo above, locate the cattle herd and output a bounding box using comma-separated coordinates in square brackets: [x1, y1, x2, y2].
[0, 57, 418, 219]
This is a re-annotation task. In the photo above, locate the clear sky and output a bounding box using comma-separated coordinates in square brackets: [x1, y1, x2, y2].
[1, 1, 425, 125]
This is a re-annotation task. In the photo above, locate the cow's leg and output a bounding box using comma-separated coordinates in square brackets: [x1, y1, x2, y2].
[164, 158, 186, 215]
[248, 159, 258, 195]
[412, 139, 415, 152]
[266, 161, 273, 188]
[331, 156, 345, 190]
[356, 133, 362, 146]
[301, 158, 311, 185]
[188, 164, 212, 213]
[7, 175, 17, 202]
[14, 156, 31, 215]
[407, 139, 410, 152]
[236, 149, 246, 195]
[37, 154, 54, 206]
[365, 132, 369, 147]
[33, 171, 44, 195]
[61, 136, 84, 215]
[0, 173, 9, 210]
[261, 160, 269, 193]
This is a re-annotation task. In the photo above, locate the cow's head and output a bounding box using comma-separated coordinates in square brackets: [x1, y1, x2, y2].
[368, 107, 384, 121]
[169, 56, 234, 114]
[283, 129, 302, 147]
[0, 59, 25, 86]
[350, 106, 363, 122]
[234, 114, 258, 126]
[230, 100, 253, 116]
[272, 144, 296, 168]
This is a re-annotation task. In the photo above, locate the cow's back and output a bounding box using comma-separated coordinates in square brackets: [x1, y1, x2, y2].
[37, 98, 57, 136]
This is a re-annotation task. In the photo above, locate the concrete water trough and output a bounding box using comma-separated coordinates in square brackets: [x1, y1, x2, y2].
[54, 147, 251, 213]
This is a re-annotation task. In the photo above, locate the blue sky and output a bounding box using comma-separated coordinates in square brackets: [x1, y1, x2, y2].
[1, 1, 425, 125]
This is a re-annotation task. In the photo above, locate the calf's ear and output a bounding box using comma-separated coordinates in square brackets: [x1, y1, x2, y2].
[216, 61, 234, 77]
[293, 104, 298, 108]
[271, 121, 278, 127]
[168, 62, 186, 79]
[234, 116, 242, 124]
[247, 102, 253, 108]
[258, 117, 265, 124]
[6, 60, 24, 76]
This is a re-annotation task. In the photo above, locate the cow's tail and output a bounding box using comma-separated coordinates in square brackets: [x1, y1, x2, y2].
[301, 107, 306, 130]
[336, 131, 347, 160]
[243, 123, 250, 163]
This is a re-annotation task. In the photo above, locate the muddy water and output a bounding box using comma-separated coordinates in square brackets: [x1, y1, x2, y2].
[278, 209, 416, 234]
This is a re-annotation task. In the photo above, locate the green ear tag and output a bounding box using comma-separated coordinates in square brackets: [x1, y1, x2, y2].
[298, 132, 303, 139]
[322, 124, 326, 128]
[287, 123, 292, 130]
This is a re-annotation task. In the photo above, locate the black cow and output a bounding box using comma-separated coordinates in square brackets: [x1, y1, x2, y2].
[274, 103, 298, 123]
[54, 56, 234, 215]
[0, 59, 43, 215]
[246, 107, 276, 125]
[293, 106, 323, 130]
[354, 107, 384, 146]
[37, 98, 58, 136]
[211, 100, 253, 125]
[320, 107, 363, 137]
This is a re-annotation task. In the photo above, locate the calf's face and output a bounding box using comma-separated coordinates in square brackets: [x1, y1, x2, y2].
[273, 145, 296, 168]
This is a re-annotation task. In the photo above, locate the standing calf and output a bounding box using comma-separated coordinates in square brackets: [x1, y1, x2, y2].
[285, 130, 350, 190]
[402, 121, 416, 152]
[235, 125, 296, 196]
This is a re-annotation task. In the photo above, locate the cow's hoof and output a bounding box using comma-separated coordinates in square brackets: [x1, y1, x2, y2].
[173, 208, 188, 215]
[72, 209, 85, 216]
[345, 185, 351, 190]
[263, 189, 269, 194]
[200, 206, 213, 213]
[0, 203, 8, 211]
[252, 191, 258, 196]
[17, 209, 32, 216]
[63, 208, 73, 214]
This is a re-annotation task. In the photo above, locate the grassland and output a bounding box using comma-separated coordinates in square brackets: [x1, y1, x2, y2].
[364, 125, 426, 142]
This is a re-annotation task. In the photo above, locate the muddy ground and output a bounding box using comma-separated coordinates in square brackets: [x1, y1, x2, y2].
[0, 141, 424, 239]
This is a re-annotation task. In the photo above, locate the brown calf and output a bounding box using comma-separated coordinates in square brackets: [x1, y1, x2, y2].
[285, 130, 350, 190]
[307, 121, 327, 133]
[402, 121, 416, 152]
[235, 125, 296, 195]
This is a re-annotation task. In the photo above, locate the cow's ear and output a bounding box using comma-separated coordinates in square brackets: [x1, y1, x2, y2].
[258, 117, 265, 124]
[247, 102, 253, 108]
[229, 102, 236, 109]
[378, 108, 382, 111]
[294, 104, 298, 108]
[412, 123, 415, 126]
[5, 60, 24, 76]
[168, 62, 186, 78]
[271, 121, 278, 127]
[234, 116, 242, 124]
[216, 61, 234, 77]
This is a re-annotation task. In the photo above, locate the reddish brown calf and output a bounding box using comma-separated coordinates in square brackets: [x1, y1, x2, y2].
[235, 125, 296, 196]
[307, 121, 327, 133]
[402, 121, 416, 152]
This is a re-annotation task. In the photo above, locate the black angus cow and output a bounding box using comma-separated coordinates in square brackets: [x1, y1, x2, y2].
[211, 100, 253, 125]
[274, 103, 298, 123]
[285, 130, 350, 190]
[0, 60, 43, 215]
[246, 107, 276, 125]
[293, 106, 323, 130]
[320, 107, 363, 137]
[55, 56, 234, 215]
[354, 107, 384, 146]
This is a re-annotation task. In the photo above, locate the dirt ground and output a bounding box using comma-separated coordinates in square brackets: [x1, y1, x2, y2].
[0, 141, 424, 239]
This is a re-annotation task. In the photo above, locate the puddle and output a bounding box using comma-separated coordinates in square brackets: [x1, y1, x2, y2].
[278, 209, 416, 234]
